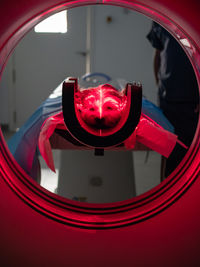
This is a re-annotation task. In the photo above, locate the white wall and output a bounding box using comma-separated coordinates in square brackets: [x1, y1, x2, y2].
[0, 7, 87, 128]
[0, 68, 9, 125]
[90, 5, 156, 103]
[0, 59, 13, 125]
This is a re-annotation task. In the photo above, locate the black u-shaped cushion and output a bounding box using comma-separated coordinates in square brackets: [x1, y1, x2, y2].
[62, 78, 142, 148]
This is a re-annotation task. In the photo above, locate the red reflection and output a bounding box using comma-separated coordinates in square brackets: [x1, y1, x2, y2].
[75, 84, 129, 136]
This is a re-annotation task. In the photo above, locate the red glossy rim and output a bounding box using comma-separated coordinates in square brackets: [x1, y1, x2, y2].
[0, 0, 199, 229]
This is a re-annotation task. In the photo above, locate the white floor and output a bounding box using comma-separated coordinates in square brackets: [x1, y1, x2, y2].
[40, 149, 161, 200]
[133, 151, 161, 196]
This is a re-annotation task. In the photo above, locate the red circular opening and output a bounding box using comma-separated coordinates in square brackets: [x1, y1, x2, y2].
[0, 0, 199, 228]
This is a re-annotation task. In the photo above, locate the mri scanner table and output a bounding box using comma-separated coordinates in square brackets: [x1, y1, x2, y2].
[8, 79, 172, 186]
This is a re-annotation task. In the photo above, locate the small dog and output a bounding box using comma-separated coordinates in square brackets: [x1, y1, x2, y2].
[75, 84, 127, 129]
[38, 83, 187, 172]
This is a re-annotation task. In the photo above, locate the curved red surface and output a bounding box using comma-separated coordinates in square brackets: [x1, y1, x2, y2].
[0, 0, 200, 266]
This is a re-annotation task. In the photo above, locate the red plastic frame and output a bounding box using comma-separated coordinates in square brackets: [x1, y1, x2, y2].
[0, 0, 200, 265]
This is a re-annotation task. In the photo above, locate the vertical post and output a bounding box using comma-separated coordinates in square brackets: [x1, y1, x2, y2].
[86, 6, 95, 74]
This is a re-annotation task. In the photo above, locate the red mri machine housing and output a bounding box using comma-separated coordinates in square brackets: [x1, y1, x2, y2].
[0, 0, 200, 266]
